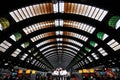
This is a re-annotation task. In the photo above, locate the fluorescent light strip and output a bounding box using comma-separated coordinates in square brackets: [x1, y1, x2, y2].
[64, 3, 108, 21]
[107, 39, 120, 51]
[9, 3, 53, 22]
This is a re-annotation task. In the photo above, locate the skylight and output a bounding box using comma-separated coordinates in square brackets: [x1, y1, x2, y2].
[31, 32, 55, 42]
[87, 56, 93, 62]
[107, 39, 120, 51]
[42, 48, 56, 54]
[40, 45, 54, 51]
[66, 39, 83, 47]
[21, 53, 28, 61]
[55, 19, 63, 27]
[63, 44, 80, 51]
[23, 21, 54, 34]
[9, 3, 53, 22]
[0, 40, 12, 52]
[91, 53, 99, 60]
[64, 32, 88, 42]
[98, 48, 108, 56]
[64, 20, 96, 34]
[64, 3, 108, 21]
[11, 48, 21, 57]
[36, 39, 55, 47]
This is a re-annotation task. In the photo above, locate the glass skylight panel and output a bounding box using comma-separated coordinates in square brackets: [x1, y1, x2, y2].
[107, 39, 120, 51]
[64, 20, 96, 34]
[67, 39, 83, 47]
[57, 43, 62, 46]
[59, 2, 64, 13]
[88, 7, 95, 18]
[0, 24, 2, 31]
[9, 3, 53, 22]
[91, 53, 99, 60]
[53, 2, 59, 13]
[23, 21, 54, 35]
[55, 19, 59, 26]
[63, 51, 75, 56]
[25, 7, 33, 17]
[116, 19, 120, 29]
[42, 48, 56, 54]
[45, 51, 57, 57]
[33, 52, 38, 56]
[31, 32, 54, 42]
[55, 19, 63, 27]
[56, 31, 63, 35]
[0, 40, 12, 52]
[64, 32, 88, 42]
[99, 10, 108, 21]
[56, 38, 63, 41]
[81, 61, 85, 65]
[9, 12, 20, 22]
[31, 59, 36, 65]
[36, 39, 55, 48]
[87, 56, 93, 62]
[64, 48, 77, 54]
[84, 59, 89, 64]
[11, 49, 21, 57]
[40, 45, 54, 51]
[21, 53, 28, 61]
[21, 8, 30, 18]
[14, 10, 23, 21]
[33, 4, 41, 15]
[98, 48, 108, 56]
[65, 44, 80, 51]
[64, 3, 108, 21]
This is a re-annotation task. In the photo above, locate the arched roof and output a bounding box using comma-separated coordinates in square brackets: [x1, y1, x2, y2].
[0, 0, 120, 71]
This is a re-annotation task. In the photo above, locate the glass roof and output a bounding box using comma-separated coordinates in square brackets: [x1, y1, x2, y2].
[0, 0, 120, 71]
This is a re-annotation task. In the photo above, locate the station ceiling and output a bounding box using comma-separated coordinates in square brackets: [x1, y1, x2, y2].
[0, 0, 120, 71]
